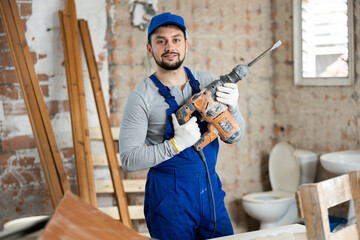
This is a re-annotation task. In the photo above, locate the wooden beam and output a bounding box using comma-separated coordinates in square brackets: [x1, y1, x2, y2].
[58, 0, 96, 206]
[0, 0, 70, 207]
[79, 19, 132, 228]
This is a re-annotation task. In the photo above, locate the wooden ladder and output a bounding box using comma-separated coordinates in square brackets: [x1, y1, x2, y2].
[78, 17, 147, 235]
[90, 127, 148, 236]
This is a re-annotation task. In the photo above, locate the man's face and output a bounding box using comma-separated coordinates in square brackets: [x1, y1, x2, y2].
[147, 25, 188, 71]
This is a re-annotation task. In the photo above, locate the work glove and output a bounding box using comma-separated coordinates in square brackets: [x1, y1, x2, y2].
[171, 113, 201, 152]
[216, 83, 239, 109]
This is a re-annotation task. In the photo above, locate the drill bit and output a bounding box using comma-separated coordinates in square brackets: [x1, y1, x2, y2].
[247, 40, 282, 67]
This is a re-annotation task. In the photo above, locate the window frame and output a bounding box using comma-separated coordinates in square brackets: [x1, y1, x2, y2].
[293, 0, 355, 86]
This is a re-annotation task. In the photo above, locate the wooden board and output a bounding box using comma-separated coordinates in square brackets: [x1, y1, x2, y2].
[92, 153, 121, 166]
[297, 172, 360, 240]
[39, 191, 147, 240]
[100, 205, 145, 220]
[0, 0, 70, 207]
[95, 179, 146, 193]
[58, 0, 96, 206]
[349, 170, 360, 237]
[89, 127, 120, 141]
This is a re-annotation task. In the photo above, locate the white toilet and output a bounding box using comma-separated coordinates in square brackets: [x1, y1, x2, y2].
[242, 142, 317, 229]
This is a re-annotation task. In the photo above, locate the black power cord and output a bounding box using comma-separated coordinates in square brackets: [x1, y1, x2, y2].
[198, 149, 216, 239]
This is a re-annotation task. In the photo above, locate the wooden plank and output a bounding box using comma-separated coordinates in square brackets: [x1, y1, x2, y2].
[92, 153, 121, 166]
[95, 179, 146, 193]
[330, 224, 358, 240]
[90, 127, 120, 141]
[99, 206, 145, 220]
[298, 183, 329, 240]
[79, 19, 132, 228]
[39, 192, 147, 240]
[349, 170, 360, 238]
[298, 173, 360, 240]
[0, 0, 70, 207]
[295, 191, 304, 219]
[59, 0, 96, 206]
[318, 174, 352, 209]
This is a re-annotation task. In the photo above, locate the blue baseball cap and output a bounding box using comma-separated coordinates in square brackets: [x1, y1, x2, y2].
[147, 12, 186, 40]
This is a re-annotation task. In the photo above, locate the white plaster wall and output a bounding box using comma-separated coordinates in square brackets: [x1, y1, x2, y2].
[76, 0, 109, 127]
[24, 0, 108, 149]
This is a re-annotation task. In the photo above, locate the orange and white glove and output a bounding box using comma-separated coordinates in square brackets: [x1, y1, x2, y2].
[216, 82, 239, 109]
[171, 114, 201, 152]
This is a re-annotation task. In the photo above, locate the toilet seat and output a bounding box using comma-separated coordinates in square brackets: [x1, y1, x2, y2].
[242, 142, 300, 204]
[269, 142, 300, 193]
[242, 190, 294, 203]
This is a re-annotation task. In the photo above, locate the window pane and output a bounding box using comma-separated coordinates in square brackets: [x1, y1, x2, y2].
[301, 0, 348, 78]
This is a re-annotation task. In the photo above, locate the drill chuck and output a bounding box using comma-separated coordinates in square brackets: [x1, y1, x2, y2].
[225, 64, 249, 84]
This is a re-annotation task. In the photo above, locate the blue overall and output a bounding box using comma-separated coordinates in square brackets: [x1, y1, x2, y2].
[144, 67, 234, 240]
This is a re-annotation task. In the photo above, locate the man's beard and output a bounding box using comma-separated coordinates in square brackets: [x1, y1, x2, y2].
[154, 52, 185, 70]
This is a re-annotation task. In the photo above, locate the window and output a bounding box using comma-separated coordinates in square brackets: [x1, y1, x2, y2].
[293, 0, 354, 86]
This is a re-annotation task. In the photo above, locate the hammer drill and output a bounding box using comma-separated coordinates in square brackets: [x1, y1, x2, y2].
[175, 40, 282, 151]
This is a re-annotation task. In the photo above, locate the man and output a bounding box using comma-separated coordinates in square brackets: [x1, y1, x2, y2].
[119, 12, 248, 239]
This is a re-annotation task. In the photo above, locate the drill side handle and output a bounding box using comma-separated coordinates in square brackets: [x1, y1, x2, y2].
[175, 101, 196, 125]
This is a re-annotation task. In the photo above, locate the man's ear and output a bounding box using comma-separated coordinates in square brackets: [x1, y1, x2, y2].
[185, 38, 189, 54]
[146, 43, 153, 57]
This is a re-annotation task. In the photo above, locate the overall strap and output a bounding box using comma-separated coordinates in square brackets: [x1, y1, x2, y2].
[184, 67, 200, 94]
[149, 74, 179, 110]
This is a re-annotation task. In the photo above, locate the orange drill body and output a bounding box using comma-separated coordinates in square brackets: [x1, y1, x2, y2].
[190, 89, 241, 151]
[176, 64, 247, 151]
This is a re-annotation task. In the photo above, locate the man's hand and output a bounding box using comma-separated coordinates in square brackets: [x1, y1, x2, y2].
[171, 114, 201, 152]
[216, 83, 239, 109]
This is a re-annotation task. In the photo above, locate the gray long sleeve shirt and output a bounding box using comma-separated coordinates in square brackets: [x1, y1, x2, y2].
[119, 68, 245, 172]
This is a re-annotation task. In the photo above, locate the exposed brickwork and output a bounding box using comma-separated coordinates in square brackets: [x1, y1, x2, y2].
[0, 69, 18, 84]
[0, 51, 14, 66]
[0, 85, 18, 100]
[2, 135, 36, 151]
[0, 0, 72, 229]
[20, 2, 32, 17]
